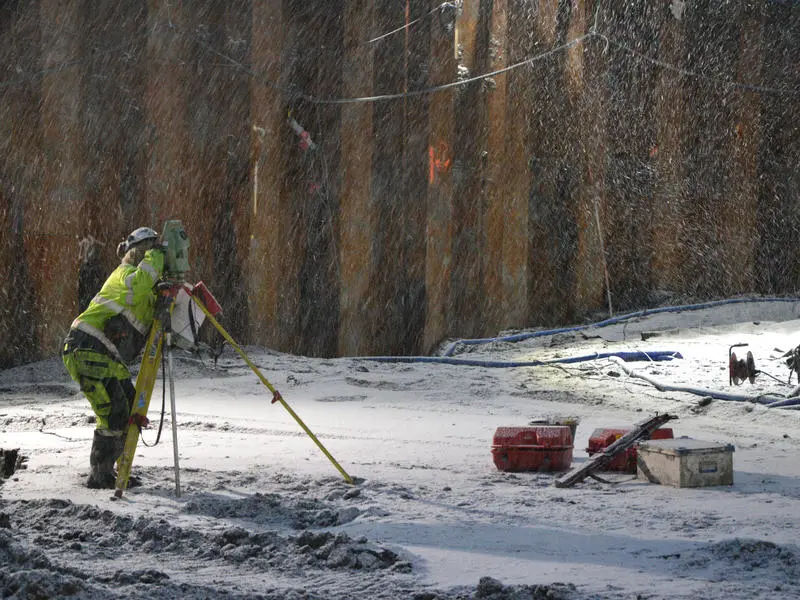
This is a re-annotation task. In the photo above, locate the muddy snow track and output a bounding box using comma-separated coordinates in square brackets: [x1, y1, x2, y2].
[0, 474, 579, 600]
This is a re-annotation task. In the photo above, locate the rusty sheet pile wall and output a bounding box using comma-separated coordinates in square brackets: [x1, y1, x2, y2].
[1, 0, 798, 367]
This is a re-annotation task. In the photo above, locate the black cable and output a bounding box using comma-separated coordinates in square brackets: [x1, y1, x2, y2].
[365, 2, 457, 44]
[757, 370, 792, 386]
[598, 34, 800, 96]
[589, 473, 637, 485]
[138, 343, 167, 447]
[0, 30, 151, 90]
[37, 418, 84, 442]
[4, 12, 797, 103]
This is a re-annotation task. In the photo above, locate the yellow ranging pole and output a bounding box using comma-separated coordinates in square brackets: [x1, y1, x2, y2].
[191, 296, 354, 485]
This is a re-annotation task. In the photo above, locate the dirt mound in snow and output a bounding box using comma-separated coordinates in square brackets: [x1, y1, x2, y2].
[0, 496, 580, 600]
[181, 490, 362, 529]
[674, 538, 800, 582]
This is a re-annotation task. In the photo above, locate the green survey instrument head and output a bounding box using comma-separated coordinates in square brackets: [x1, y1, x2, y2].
[162, 220, 190, 280]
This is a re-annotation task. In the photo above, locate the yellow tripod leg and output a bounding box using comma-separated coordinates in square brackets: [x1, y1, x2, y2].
[114, 320, 165, 498]
[191, 296, 354, 485]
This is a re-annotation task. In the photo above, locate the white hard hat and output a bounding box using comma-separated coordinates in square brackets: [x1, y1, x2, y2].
[125, 227, 158, 249]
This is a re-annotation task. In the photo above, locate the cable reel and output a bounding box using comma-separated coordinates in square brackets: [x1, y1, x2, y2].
[784, 345, 800, 384]
[729, 343, 758, 385]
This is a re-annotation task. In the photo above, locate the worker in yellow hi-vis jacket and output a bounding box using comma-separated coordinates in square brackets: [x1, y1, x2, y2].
[62, 227, 165, 489]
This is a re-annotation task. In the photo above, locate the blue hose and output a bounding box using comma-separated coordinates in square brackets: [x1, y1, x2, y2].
[442, 297, 800, 357]
[361, 350, 682, 368]
[765, 397, 800, 409]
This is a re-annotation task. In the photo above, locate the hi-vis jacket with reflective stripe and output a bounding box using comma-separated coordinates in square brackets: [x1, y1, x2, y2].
[71, 249, 165, 363]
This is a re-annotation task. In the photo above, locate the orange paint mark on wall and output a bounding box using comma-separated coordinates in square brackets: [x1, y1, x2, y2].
[429, 142, 452, 184]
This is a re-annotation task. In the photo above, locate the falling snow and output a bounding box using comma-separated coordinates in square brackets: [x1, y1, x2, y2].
[3, 299, 800, 599]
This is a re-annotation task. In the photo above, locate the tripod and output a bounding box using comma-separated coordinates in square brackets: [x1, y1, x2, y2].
[113, 280, 354, 499]
[114, 280, 184, 499]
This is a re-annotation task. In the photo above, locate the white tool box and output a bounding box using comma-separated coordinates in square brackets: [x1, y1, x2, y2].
[637, 438, 734, 488]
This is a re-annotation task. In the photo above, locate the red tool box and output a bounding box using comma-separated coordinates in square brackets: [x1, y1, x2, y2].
[492, 426, 574, 472]
[586, 427, 675, 473]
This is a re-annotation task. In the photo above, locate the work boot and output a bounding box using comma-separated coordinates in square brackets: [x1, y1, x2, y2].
[86, 431, 119, 489]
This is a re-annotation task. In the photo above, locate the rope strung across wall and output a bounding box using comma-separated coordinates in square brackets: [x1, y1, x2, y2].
[2, 9, 797, 101]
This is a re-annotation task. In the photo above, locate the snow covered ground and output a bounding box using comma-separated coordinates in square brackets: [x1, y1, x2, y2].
[3, 298, 800, 599]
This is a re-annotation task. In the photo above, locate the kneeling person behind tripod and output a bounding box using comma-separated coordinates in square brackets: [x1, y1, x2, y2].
[63, 227, 165, 489]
